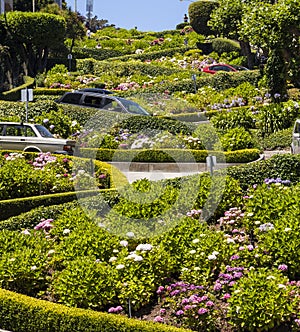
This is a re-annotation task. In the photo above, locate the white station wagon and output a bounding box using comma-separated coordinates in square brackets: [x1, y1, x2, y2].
[291, 119, 300, 154]
[0, 122, 77, 155]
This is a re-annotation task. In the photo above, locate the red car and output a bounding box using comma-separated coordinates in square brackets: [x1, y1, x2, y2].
[201, 63, 249, 74]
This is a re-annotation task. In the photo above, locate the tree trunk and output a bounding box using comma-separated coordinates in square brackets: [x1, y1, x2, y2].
[239, 40, 254, 69]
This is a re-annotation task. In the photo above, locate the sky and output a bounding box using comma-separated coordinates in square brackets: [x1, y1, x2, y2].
[65, 0, 192, 32]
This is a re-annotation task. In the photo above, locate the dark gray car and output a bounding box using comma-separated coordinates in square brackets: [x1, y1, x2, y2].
[56, 91, 150, 116]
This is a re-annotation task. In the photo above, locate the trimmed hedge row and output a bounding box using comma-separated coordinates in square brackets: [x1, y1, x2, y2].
[77, 58, 187, 77]
[0, 189, 101, 221]
[226, 153, 300, 190]
[0, 288, 188, 332]
[0, 76, 35, 102]
[80, 148, 261, 163]
[109, 46, 194, 62]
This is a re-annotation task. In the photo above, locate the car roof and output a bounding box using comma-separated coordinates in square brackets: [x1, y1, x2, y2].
[0, 122, 35, 125]
[76, 88, 113, 94]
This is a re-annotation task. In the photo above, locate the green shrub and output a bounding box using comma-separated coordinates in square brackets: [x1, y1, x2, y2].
[259, 127, 293, 150]
[219, 127, 257, 151]
[210, 107, 256, 132]
[256, 100, 300, 135]
[241, 182, 300, 279]
[211, 38, 241, 55]
[228, 268, 299, 331]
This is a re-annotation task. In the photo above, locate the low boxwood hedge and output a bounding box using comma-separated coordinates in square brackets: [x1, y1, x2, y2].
[0, 189, 100, 221]
[81, 148, 261, 163]
[0, 288, 188, 332]
[226, 153, 300, 190]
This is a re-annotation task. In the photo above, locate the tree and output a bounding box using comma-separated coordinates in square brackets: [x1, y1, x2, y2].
[239, 0, 300, 97]
[188, 0, 218, 36]
[4, 11, 66, 77]
[208, 0, 255, 68]
[41, 4, 86, 53]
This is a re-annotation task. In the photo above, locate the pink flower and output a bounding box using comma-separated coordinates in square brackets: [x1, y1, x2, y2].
[198, 308, 208, 315]
[153, 316, 164, 322]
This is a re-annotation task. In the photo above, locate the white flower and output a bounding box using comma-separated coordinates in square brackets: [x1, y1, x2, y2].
[194, 267, 200, 271]
[284, 227, 292, 232]
[21, 229, 30, 235]
[208, 254, 217, 260]
[31, 265, 37, 270]
[48, 250, 55, 255]
[126, 232, 135, 238]
[116, 264, 125, 270]
[120, 240, 128, 247]
[226, 238, 235, 244]
[192, 239, 200, 244]
[134, 255, 143, 262]
[278, 284, 286, 289]
[212, 251, 219, 256]
[266, 275, 276, 280]
[136, 243, 153, 251]
[109, 257, 117, 262]
[189, 250, 196, 254]
[63, 229, 70, 234]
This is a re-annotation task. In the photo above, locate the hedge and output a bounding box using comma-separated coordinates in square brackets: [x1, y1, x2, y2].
[0, 189, 100, 221]
[80, 148, 261, 163]
[76, 58, 189, 77]
[0, 76, 35, 102]
[0, 288, 188, 332]
[226, 153, 300, 191]
[108, 46, 195, 62]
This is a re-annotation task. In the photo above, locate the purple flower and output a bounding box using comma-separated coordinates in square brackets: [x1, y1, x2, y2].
[206, 301, 214, 307]
[184, 305, 192, 310]
[247, 245, 254, 251]
[159, 308, 166, 314]
[198, 308, 208, 315]
[223, 293, 231, 300]
[230, 255, 240, 261]
[213, 282, 222, 291]
[278, 264, 288, 271]
[176, 310, 184, 316]
[295, 319, 300, 326]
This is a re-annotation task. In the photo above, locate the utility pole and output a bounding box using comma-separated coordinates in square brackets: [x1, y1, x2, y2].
[74, 0, 77, 12]
[86, 0, 93, 28]
[32, 0, 35, 12]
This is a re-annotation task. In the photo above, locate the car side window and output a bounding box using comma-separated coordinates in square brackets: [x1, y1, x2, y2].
[294, 122, 300, 134]
[82, 95, 103, 107]
[0, 124, 4, 135]
[61, 93, 82, 104]
[102, 99, 123, 112]
[24, 126, 37, 137]
[5, 125, 20, 136]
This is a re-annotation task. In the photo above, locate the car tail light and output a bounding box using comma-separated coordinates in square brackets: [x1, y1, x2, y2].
[63, 144, 73, 152]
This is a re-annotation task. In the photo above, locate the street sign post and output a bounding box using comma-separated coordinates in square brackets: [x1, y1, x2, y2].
[21, 88, 33, 122]
[206, 155, 217, 176]
[191, 74, 197, 93]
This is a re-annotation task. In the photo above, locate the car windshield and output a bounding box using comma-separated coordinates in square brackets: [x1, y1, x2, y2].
[35, 125, 54, 138]
[116, 97, 150, 115]
[231, 65, 249, 71]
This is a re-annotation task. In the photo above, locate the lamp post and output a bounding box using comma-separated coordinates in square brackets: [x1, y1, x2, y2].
[32, 0, 35, 12]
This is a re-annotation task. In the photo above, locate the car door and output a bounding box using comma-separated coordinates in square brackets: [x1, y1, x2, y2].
[0, 124, 37, 151]
[292, 121, 300, 154]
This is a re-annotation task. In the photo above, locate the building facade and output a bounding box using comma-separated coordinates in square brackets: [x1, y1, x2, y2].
[0, 0, 62, 14]
[0, 0, 13, 14]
